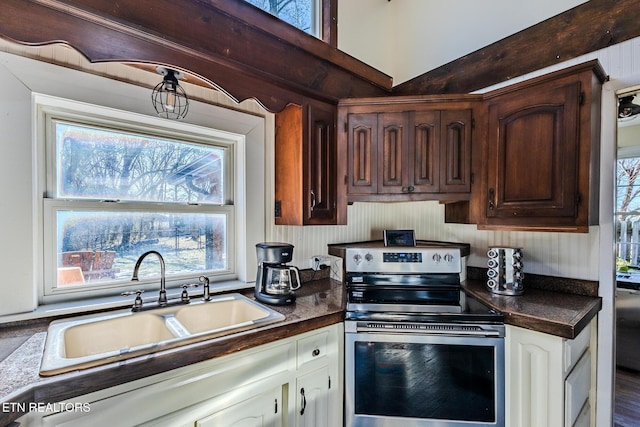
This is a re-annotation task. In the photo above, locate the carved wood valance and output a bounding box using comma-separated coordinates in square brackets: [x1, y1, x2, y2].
[0, 0, 391, 112]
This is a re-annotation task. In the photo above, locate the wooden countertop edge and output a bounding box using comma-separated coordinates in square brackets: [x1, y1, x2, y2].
[463, 281, 602, 339]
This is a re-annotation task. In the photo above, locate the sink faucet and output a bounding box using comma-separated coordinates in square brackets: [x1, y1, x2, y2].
[131, 250, 167, 306]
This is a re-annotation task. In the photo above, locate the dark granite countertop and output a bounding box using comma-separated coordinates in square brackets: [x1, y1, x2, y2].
[463, 279, 602, 339]
[0, 278, 345, 426]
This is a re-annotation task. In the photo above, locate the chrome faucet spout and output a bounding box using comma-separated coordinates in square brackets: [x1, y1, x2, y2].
[132, 250, 167, 306]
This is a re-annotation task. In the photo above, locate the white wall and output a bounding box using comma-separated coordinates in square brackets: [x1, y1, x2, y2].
[338, 0, 587, 84]
[0, 58, 36, 315]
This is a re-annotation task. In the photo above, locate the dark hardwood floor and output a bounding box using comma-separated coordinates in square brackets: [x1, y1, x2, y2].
[615, 367, 640, 426]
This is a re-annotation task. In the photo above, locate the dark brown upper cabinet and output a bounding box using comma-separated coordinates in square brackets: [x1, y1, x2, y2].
[275, 100, 341, 225]
[338, 96, 480, 205]
[475, 60, 607, 232]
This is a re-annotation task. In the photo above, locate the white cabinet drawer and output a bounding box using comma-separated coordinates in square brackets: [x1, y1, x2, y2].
[564, 322, 591, 375]
[297, 330, 329, 370]
[565, 349, 591, 427]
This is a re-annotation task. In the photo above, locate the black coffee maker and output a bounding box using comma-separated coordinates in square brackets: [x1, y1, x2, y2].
[255, 242, 301, 305]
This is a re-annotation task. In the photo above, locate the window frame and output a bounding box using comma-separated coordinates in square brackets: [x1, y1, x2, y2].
[616, 147, 640, 268]
[36, 96, 243, 303]
[244, 0, 321, 38]
[242, 0, 337, 47]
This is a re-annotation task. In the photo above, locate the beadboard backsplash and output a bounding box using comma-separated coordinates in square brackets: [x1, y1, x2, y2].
[267, 200, 600, 281]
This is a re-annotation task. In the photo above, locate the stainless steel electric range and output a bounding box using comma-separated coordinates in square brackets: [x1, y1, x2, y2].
[344, 245, 505, 427]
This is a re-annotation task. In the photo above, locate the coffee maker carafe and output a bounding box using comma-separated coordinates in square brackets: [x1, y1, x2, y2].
[255, 242, 301, 305]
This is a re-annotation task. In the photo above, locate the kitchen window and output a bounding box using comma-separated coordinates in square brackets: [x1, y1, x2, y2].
[616, 156, 640, 268]
[39, 100, 240, 302]
[244, 0, 320, 36]
[242, 0, 338, 47]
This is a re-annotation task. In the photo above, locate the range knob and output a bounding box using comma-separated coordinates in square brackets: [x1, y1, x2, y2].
[432, 253, 442, 263]
[353, 254, 362, 265]
[443, 253, 454, 263]
[365, 253, 373, 262]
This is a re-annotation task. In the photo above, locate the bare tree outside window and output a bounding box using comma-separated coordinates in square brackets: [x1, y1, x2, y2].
[616, 157, 640, 267]
[51, 122, 230, 288]
[245, 0, 315, 35]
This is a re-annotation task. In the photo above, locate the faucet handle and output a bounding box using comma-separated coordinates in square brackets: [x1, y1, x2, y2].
[180, 284, 198, 303]
[122, 290, 145, 311]
[199, 275, 211, 301]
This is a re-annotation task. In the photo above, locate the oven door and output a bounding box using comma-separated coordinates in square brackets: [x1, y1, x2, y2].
[345, 321, 505, 427]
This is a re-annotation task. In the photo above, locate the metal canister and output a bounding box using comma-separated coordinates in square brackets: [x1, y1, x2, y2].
[486, 246, 524, 295]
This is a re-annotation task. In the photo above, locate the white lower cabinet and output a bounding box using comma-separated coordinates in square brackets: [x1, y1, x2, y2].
[196, 386, 283, 427]
[506, 317, 597, 427]
[20, 323, 343, 427]
[296, 366, 329, 427]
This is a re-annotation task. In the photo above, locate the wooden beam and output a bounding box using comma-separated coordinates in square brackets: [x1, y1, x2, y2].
[0, 0, 391, 112]
[393, 0, 640, 95]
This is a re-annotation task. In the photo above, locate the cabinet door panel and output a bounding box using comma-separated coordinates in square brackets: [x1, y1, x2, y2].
[347, 113, 377, 194]
[197, 386, 282, 427]
[486, 82, 580, 218]
[441, 109, 472, 193]
[378, 112, 408, 194]
[305, 102, 337, 223]
[296, 366, 330, 427]
[275, 101, 339, 225]
[411, 110, 440, 193]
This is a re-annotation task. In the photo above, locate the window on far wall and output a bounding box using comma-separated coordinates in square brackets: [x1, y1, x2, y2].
[39, 101, 239, 302]
[244, 0, 320, 37]
[616, 156, 640, 268]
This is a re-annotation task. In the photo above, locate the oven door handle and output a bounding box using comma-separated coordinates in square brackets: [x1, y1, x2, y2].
[354, 323, 504, 337]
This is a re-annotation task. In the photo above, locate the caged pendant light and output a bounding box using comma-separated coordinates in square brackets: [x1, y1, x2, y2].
[151, 67, 189, 120]
[618, 94, 640, 119]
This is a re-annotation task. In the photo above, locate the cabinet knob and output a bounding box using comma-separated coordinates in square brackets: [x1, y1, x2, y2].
[408, 185, 415, 193]
[312, 348, 321, 357]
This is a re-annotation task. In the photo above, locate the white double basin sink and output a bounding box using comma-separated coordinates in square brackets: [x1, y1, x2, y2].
[40, 293, 285, 376]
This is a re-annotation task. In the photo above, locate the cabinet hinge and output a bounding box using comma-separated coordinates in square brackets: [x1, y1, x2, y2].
[579, 92, 585, 106]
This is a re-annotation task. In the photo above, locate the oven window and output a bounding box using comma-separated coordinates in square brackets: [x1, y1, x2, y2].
[354, 341, 496, 422]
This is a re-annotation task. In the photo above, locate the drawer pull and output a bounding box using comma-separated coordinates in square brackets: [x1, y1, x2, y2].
[312, 348, 321, 357]
[300, 387, 306, 415]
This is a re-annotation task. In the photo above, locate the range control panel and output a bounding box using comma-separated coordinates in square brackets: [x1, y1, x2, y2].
[345, 247, 461, 274]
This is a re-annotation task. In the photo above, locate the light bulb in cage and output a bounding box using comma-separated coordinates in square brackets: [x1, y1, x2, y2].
[151, 67, 189, 120]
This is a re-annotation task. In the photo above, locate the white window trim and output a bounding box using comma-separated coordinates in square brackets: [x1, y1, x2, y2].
[0, 52, 268, 321]
[42, 200, 236, 302]
[34, 94, 250, 306]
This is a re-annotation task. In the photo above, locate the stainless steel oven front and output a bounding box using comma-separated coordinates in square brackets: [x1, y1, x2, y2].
[345, 320, 505, 427]
[343, 245, 505, 427]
